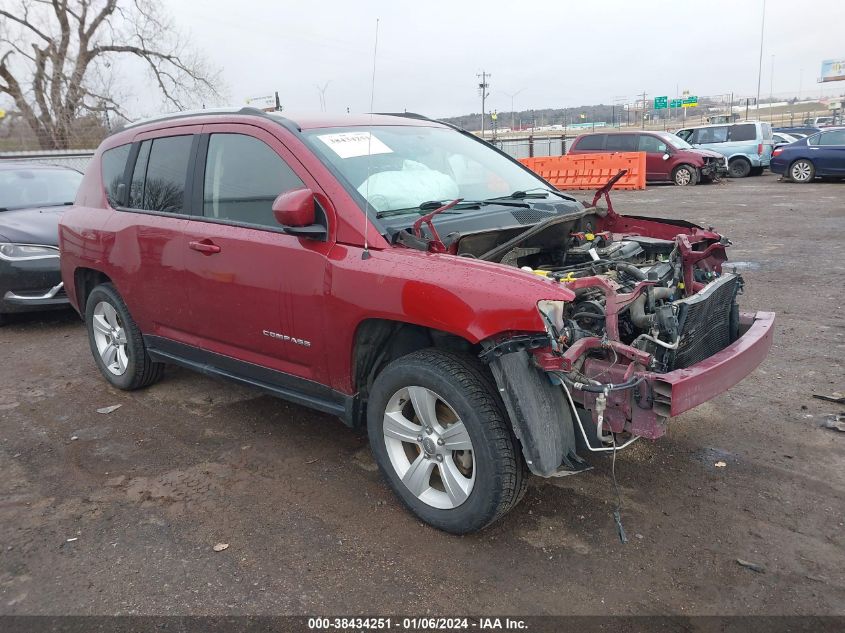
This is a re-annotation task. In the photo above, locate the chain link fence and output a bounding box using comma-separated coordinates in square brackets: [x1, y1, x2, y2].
[0, 150, 95, 172]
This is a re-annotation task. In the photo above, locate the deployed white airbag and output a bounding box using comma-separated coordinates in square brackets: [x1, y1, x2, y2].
[357, 160, 459, 212]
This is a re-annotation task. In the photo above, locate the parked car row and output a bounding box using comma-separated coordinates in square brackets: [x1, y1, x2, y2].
[568, 121, 845, 185]
[1, 108, 776, 533]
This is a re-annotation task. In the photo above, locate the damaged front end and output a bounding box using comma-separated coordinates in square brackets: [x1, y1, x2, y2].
[478, 173, 775, 478]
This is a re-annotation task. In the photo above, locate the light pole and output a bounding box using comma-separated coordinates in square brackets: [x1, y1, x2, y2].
[477, 71, 491, 137]
[755, 0, 766, 115]
[501, 89, 525, 132]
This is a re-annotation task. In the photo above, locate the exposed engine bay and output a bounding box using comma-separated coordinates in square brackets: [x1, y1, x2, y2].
[387, 173, 741, 379]
[385, 171, 763, 473]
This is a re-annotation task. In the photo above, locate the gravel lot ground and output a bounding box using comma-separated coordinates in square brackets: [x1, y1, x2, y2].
[0, 172, 843, 616]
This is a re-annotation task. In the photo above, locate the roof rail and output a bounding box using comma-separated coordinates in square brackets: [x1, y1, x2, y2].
[373, 111, 468, 135]
[114, 106, 297, 134]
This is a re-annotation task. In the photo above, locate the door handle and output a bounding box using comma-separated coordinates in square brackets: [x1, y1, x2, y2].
[188, 239, 221, 255]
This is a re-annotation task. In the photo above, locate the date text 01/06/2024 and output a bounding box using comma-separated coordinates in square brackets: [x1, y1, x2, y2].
[306, 617, 528, 630]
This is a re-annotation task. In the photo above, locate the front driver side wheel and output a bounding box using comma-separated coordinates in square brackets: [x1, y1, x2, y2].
[367, 349, 527, 534]
[85, 283, 164, 390]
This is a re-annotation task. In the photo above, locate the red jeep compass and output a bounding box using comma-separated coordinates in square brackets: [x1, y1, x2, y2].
[59, 109, 774, 533]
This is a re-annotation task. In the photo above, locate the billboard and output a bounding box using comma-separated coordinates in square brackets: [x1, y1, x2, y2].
[820, 59, 845, 82]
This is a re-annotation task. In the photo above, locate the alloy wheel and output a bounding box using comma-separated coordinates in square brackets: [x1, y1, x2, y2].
[382, 386, 475, 510]
[790, 161, 812, 182]
[675, 167, 692, 186]
[91, 301, 129, 375]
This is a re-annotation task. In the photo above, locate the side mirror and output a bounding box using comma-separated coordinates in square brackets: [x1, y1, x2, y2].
[662, 153, 670, 161]
[272, 188, 326, 239]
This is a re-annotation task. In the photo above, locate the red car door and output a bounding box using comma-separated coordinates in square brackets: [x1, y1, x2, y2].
[636, 134, 671, 181]
[105, 127, 202, 338]
[179, 123, 334, 384]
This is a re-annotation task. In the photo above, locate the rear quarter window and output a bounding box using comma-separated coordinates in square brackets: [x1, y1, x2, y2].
[101, 144, 131, 208]
[574, 134, 605, 151]
[729, 124, 757, 142]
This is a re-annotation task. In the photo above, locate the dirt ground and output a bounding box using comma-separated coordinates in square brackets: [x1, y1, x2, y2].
[0, 173, 843, 616]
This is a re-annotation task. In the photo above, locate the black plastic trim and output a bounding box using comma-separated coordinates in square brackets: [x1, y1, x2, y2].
[144, 335, 356, 423]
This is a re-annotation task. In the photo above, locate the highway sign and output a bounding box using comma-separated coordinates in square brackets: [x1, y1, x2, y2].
[682, 96, 699, 108]
[669, 99, 683, 108]
[654, 96, 668, 109]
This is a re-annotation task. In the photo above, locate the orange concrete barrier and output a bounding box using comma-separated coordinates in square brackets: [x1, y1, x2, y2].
[519, 152, 646, 190]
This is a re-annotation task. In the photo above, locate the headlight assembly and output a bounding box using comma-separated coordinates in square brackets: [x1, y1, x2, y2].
[0, 243, 60, 261]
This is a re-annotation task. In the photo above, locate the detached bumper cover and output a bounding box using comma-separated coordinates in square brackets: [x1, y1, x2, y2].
[647, 311, 775, 418]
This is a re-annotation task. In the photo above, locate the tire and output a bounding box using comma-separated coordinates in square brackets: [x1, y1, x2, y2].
[788, 159, 815, 183]
[85, 283, 164, 390]
[728, 157, 752, 178]
[367, 349, 527, 534]
[672, 164, 698, 186]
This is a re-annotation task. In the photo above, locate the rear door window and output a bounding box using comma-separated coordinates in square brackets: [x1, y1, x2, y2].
[676, 129, 693, 142]
[729, 124, 757, 142]
[202, 133, 305, 228]
[605, 134, 638, 151]
[132, 135, 193, 213]
[101, 144, 131, 208]
[817, 130, 845, 146]
[575, 134, 605, 151]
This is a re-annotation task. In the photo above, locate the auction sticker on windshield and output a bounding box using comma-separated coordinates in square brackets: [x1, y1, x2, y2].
[317, 131, 393, 159]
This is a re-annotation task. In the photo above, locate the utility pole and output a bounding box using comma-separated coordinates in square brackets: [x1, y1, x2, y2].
[477, 71, 491, 137]
[755, 0, 766, 116]
[640, 90, 648, 129]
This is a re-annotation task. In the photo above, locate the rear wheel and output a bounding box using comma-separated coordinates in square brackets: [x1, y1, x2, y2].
[367, 349, 527, 534]
[789, 159, 815, 183]
[728, 157, 752, 178]
[672, 164, 698, 186]
[85, 283, 164, 390]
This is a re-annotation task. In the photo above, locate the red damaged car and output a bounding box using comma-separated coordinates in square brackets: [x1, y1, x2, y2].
[568, 130, 728, 185]
[59, 109, 774, 533]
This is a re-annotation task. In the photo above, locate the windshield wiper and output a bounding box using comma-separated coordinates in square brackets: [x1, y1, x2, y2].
[377, 201, 465, 219]
[376, 198, 528, 218]
[488, 187, 575, 201]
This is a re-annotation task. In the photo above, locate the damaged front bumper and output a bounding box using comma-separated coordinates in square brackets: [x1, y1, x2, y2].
[485, 310, 775, 478]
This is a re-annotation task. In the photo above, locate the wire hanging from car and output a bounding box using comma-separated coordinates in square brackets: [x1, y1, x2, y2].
[611, 431, 628, 544]
[361, 18, 380, 261]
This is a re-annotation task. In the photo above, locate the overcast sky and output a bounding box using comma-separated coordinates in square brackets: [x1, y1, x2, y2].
[148, 0, 843, 117]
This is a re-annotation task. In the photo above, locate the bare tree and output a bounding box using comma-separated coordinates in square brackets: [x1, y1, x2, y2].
[0, 0, 221, 150]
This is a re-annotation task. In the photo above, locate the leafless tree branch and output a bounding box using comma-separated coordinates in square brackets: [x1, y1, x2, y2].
[0, 0, 223, 149]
